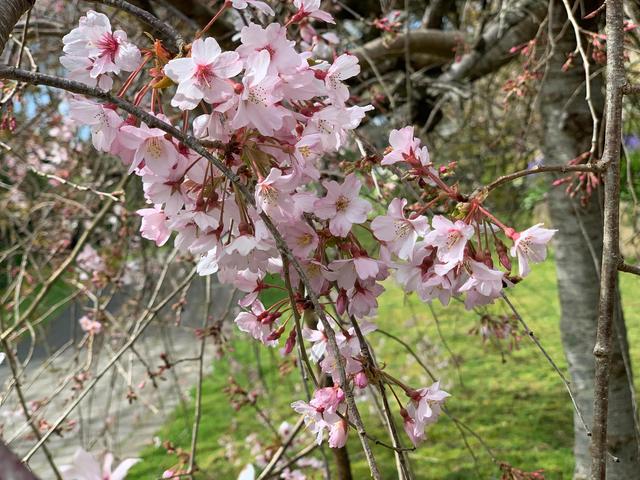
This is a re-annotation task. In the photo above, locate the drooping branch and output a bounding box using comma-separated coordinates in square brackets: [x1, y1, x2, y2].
[590, 0, 626, 478]
[0, 0, 34, 53]
[0, 66, 382, 479]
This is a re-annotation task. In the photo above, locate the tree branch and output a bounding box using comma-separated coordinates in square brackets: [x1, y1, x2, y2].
[485, 163, 603, 192]
[87, 0, 184, 53]
[623, 84, 640, 95]
[618, 261, 640, 276]
[0, 0, 34, 53]
[353, 28, 463, 67]
[590, 0, 626, 478]
[0, 66, 382, 479]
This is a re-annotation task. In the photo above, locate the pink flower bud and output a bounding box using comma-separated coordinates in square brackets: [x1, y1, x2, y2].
[354, 371, 368, 389]
[283, 329, 297, 355]
[336, 289, 347, 315]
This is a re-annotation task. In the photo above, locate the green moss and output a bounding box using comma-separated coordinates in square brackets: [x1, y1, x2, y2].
[129, 261, 640, 479]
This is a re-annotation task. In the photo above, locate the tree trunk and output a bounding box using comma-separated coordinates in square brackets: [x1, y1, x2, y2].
[539, 2, 638, 478]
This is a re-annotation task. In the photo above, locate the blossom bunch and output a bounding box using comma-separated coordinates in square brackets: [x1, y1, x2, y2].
[61, 0, 555, 457]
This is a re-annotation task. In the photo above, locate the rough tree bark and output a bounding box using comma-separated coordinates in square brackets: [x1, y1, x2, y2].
[539, 2, 638, 478]
[0, 0, 35, 52]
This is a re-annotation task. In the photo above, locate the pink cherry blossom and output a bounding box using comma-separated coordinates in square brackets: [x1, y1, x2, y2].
[164, 37, 242, 110]
[141, 157, 189, 215]
[328, 418, 348, 448]
[232, 50, 287, 136]
[324, 257, 378, 290]
[79, 315, 102, 335]
[458, 260, 505, 309]
[381, 126, 422, 166]
[119, 121, 178, 176]
[305, 104, 373, 150]
[401, 408, 426, 447]
[68, 98, 122, 152]
[232, 0, 275, 16]
[425, 215, 475, 270]
[347, 279, 384, 318]
[509, 223, 557, 277]
[137, 206, 171, 246]
[61, 10, 140, 86]
[317, 54, 359, 104]
[281, 221, 319, 258]
[293, 0, 335, 24]
[371, 198, 430, 260]
[60, 448, 139, 480]
[315, 173, 371, 237]
[291, 399, 340, 445]
[237, 23, 300, 75]
[76, 244, 106, 274]
[234, 300, 280, 346]
[406, 381, 450, 426]
[255, 168, 297, 221]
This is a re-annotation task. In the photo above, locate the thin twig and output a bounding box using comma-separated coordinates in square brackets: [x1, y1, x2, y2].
[501, 292, 592, 437]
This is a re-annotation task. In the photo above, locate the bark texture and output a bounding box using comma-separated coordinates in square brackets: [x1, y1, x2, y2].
[0, 0, 34, 53]
[539, 2, 638, 478]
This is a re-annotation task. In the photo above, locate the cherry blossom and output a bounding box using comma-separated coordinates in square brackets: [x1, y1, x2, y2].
[293, 0, 335, 24]
[406, 381, 450, 426]
[68, 98, 122, 152]
[371, 198, 430, 260]
[234, 300, 280, 346]
[316, 54, 359, 104]
[52, 5, 564, 461]
[79, 316, 102, 335]
[281, 221, 319, 258]
[237, 23, 300, 75]
[315, 174, 371, 237]
[76, 244, 106, 274]
[458, 260, 505, 309]
[61, 10, 141, 88]
[508, 224, 557, 277]
[232, 0, 275, 16]
[137, 206, 170, 246]
[164, 37, 242, 110]
[425, 215, 475, 271]
[120, 121, 178, 176]
[381, 126, 424, 166]
[60, 448, 139, 480]
[232, 50, 287, 136]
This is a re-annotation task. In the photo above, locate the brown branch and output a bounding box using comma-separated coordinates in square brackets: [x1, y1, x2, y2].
[352, 29, 463, 66]
[618, 261, 640, 276]
[440, 0, 548, 83]
[0, 66, 382, 479]
[0, 0, 34, 52]
[590, 0, 626, 478]
[623, 84, 640, 95]
[485, 164, 603, 192]
[86, 0, 184, 53]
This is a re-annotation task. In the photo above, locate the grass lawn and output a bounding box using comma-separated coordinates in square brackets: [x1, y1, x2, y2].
[128, 260, 640, 479]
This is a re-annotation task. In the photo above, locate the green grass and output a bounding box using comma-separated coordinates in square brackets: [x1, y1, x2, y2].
[128, 261, 640, 479]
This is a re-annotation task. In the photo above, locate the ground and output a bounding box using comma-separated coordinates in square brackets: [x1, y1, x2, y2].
[128, 260, 640, 480]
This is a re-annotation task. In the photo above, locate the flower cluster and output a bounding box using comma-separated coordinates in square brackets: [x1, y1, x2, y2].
[61, 1, 556, 460]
